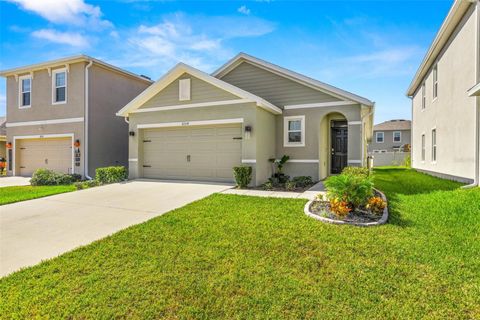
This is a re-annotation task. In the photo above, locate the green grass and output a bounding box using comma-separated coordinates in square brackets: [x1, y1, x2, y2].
[1, 168, 479, 319]
[0, 185, 76, 205]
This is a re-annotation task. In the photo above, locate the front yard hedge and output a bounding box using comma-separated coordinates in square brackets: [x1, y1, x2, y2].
[30, 169, 81, 186]
[95, 166, 128, 184]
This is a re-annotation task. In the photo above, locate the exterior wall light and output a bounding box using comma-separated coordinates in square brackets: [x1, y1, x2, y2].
[6, 142, 12, 149]
[129, 131, 135, 137]
[74, 140, 81, 148]
[244, 125, 252, 140]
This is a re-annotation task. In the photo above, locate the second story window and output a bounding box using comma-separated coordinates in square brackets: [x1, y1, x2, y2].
[376, 132, 384, 143]
[421, 82, 426, 109]
[433, 64, 438, 99]
[19, 75, 31, 108]
[52, 69, 67, 104]
[393, 131, 401, 143]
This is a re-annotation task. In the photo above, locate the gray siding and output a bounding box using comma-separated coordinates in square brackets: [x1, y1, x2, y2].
[369, 129, 411, 152]
[140, 73, 239, 109]
[220, 62, 341, 107]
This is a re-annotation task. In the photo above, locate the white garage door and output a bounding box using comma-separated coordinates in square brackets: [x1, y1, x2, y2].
[16, 137, 72, 176]
[142, 124, 242, 182]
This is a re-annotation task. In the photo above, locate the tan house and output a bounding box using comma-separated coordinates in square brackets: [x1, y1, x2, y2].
[407, 0, 480, 184]
[0, 117, 6, 159]
[118, 53, 374, 186]
[0, 55, 152, 177]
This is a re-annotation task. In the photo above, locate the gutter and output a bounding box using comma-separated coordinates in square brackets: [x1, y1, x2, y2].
[84, 60, 94, 180]
[464, 0, 480, 188]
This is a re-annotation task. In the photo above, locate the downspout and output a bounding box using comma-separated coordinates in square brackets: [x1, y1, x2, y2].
[464, 0, 480, 188]
[84, 60, 94, 180]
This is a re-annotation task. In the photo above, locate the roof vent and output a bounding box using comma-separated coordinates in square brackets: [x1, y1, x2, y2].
[140, 74, 151, 80]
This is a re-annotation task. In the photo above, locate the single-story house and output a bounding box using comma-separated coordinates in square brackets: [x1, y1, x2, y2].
[117, 53, 375, 186]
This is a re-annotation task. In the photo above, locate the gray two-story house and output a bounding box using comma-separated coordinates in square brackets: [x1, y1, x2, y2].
[368, 119, 411, 153]
[0, 55, 152, 177]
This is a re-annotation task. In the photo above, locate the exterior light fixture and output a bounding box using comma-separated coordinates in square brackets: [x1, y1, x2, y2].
[129, 131, 135, 137]
[74, 139, 81, 148]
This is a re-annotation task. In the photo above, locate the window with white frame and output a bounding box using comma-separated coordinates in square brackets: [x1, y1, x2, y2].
[433, 64, 438, 99]
[432, 129, 437, 162]
[393, 131, 401, 143]
[421, 82, 426, 109]
[421, 134, 426, 161]
[376, 132, 384, 143]
[179, 78, 191, 101]
[19, 75, 31, 108]
[284, 115, 305, 147]
[52, 69, 67, 104]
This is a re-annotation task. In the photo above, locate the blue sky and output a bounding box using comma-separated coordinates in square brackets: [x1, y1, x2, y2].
[0, 0, 452, 123]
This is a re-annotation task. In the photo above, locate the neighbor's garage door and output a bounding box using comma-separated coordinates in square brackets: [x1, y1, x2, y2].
[16, 137, 72, 176]
[142, 124, 242, 182]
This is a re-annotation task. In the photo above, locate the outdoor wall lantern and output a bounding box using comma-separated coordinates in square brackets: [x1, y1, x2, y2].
[129, 131, 135, 137]
[6, 142, 12, 149]
[74, 139, 81, 148]
[244, 125, 252, 140]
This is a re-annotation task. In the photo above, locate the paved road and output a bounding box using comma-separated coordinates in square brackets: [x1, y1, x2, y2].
[0, 180, 232, 277]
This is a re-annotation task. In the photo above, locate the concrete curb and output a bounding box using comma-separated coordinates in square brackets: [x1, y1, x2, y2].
[303, 188, 389, 227]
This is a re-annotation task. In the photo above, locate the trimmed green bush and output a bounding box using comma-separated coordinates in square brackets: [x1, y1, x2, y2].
[30, 169, 80, 186]
[324, 173, 374, 210]
[95, 166, 128, 185]
[233, 166, 252, 189]
[285, 180, 296, 191]
[341, 166, 369, 178]
[74, 180, 99, 190]
[292, 176, 313, 188]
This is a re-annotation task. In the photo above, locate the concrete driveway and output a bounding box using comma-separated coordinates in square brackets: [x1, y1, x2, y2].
[0, 180, 232, 277]
[0, 176, 31, 188]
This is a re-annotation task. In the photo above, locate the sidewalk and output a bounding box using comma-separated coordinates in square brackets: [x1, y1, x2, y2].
[222, 182, 325, 200]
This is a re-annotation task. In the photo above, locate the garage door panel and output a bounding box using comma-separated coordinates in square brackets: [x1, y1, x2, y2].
[142, 124, 241, 182]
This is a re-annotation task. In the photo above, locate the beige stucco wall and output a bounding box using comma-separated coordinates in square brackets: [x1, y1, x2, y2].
[254, 107, 276, 185]
[411, 4, 477, 182]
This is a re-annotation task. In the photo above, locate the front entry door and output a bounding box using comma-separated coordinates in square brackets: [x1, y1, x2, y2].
[331, 121, 348, 174]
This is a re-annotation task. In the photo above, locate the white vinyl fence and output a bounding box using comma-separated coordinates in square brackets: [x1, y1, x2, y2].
[369, 152, 410, 167]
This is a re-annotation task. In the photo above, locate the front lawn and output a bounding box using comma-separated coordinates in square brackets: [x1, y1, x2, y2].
[0, 185, 76, 205]
[1, 168, 479, 318]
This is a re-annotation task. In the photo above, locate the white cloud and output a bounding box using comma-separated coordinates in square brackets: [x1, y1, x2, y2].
[237, 5, 251, 15]
[32, 29, 89, 48]
[8, 0, 112, 28]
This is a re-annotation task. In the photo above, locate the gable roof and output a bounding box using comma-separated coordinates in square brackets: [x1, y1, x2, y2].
[407, 0, 473, 96]
[0, 117, 6, 137]
[374, 119, 411, 131]
[212, 52, 374, 107]
[116, 63, 282, 117]
[0, 54, 153, 84]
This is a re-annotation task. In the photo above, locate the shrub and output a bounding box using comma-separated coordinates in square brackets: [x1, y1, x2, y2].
[262, 181, 274, 191]
[292, 176, 313, 188]
[324, 173, 374, 210]
[341, 166, 369, 178]
[31, 169, 77, 186]
[366, 196, 387, 214]
[285, 180, 296, 191]
[329, 198, 351, 218]
[233, 166, 252, 189]
[95, 166, 128, 184]
[403, 155, 412, 168]
[74, 180, 99, 190]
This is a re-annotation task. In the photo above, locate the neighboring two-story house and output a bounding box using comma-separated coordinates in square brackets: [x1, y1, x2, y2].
[117, 53, 374, 186]
[407, 0, 480, 184]
[369, 119, 411, 153]
[0, 55, 152, 177]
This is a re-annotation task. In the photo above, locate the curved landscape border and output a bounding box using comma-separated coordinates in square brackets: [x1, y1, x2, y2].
[304, 188, 389, 227]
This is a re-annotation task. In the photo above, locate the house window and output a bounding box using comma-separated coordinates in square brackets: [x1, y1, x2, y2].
[19, 75, 31, 108]
[432, 129, 437, 162]
[393, 131, 401, 143]
[433, 65, 438, 99]
[52, 69, 67, 104]
[284, 115, 305, 147]
[421, 82, 426, 109]
[376, 132, 384, 143]
[179, 78, 191, 101]
[421, 134, 425, 161]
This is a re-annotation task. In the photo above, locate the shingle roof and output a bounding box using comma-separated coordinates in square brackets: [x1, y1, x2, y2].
[0, 117, 6, 136]
[374, 119, 411, 131]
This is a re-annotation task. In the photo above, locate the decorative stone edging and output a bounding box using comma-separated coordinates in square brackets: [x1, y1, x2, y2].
[303, 188, 389, 227]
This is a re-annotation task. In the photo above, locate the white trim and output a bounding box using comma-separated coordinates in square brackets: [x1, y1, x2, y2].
[284, 101, 356, 110]
[12, 133, 74, 176]
[284, 115, 305, 147]
[137, 118, 244, 129]
[84, 60, 93, 179]
[393, 131, 402, 143]
[116, 63, 281, 116]
[468, 82, 480, 96]
[288, 159, 319, 163]
[241, 159, 256, 164]
[212, 53, 374, 107]
[375, 131, 384, 143]
[133, 99, 251, 113]
[348, 121, 362, 125]
[128, 158, 138, 162]
[52, 68, 67, 105]
[6, 117, 84, 127]
[18, 74, 32, 109]
[347, 160, 362, 164]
